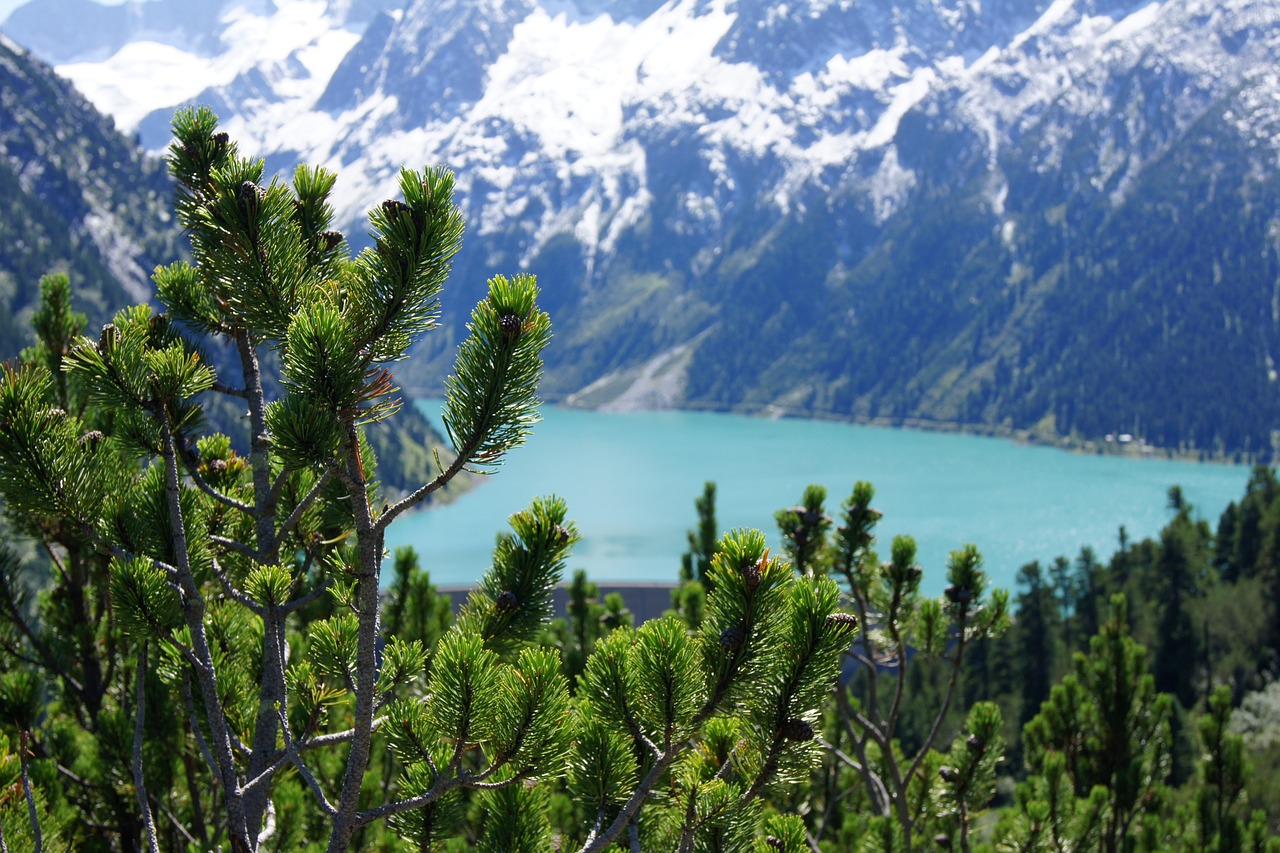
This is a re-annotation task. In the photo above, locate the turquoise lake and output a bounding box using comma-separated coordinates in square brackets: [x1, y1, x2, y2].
[383, 400, 1251, 597]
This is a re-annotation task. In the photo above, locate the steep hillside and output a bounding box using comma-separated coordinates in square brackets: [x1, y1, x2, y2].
[0, 33, 181, 357]
[16, 0, 1280, 456]
[0, 35, 456, 495]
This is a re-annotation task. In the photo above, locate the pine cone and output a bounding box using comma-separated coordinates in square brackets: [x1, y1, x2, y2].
[939, 766, 960, 783]
[934, 834, 953, 848]
[719, 625, 745, 651]
[381, 199, 411, 218]
[766, 837, 785, 851]
[495, 590, 519, 612]
[498, 313, 523, 342]
[78, 430, 104, 450]
[966, 734, 984, 750]
[238, 181, 265, 217]
[554, 524, 572, 548]
[945, 584, 973, 605]
[209, 458, 229, 474]
[98, 323, 119, 355]
[742, 558, 762, 591]
[321, 231, 344, 251]
[780, 717, 814, 742]
[826, 612, 858, 633]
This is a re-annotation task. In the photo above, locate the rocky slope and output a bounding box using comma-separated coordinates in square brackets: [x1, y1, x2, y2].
[0, 33, 453, 494]
[9, 0, 1280, 455]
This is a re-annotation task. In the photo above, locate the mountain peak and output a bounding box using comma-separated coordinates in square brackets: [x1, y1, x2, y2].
[5, 0, 1280, 453]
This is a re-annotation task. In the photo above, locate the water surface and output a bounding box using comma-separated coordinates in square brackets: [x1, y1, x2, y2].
[384, 401, 1249, 596]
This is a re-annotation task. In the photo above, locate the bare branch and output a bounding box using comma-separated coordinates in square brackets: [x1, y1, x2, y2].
[903, 628, 969, 786]
[158, 801, 201, 848]
[238, 752, 291, 802]
[38, 541, 70, 587]
[183, 675, 219, 784]
[211, 535, 261, 563]
[257, 799, 277, 846]
[0, 592, 86, 699]
[376, 435, 475, 533]
[280, 576, 332, 615]
[352, 774, 465, 827]
[212, 380, 249, 399]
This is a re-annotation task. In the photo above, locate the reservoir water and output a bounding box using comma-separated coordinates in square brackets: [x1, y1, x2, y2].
[384, 400, 1251, 597]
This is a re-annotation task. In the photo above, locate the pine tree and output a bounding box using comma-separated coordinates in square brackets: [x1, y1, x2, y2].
[1021, 595, 1173, 853]
[796, 481, 1010, 851]
[0, 109, 852, 852]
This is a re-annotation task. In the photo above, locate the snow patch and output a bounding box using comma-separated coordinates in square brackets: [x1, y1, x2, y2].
[56, 0, 360, 133]
[865, 67, 935, 148]
[82, 210, 151, 303]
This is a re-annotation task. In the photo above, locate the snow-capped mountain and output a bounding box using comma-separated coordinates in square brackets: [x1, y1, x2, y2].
[5, 0, 1280, 454]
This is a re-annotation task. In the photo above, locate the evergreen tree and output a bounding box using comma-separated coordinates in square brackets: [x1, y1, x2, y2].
[674, 480, 718, 627]
[819, 481, 1010, 851]
[775, 483, 832, 578]
[1153, 507, 1207, 707]
[1022, 595, 1173, 853]
[1013, 561, 1060, 725]
[0, 110, 853, 852]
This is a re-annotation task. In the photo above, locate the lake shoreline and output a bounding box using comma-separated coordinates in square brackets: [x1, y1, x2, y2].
[387, 399, 1250, 592]
[551, 397, 1265, 467]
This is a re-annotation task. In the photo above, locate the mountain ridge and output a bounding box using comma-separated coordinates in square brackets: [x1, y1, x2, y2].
[5, 0, 1280, 456]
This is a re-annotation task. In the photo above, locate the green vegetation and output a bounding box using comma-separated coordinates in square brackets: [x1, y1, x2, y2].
[1, 89, 1279, 851]
[0, 111, 856, 852]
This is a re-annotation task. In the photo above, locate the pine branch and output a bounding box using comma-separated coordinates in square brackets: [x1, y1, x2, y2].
[17, 730, 42, 853]
[210, 557, 261, 613]
[158, 418, 251, 849]
[325, 425, 385, 853]
[181, 453, 254, 515]
[579, 741, 680, 853]
[132, 644, 160, 853]
[277, 468, 334, 541]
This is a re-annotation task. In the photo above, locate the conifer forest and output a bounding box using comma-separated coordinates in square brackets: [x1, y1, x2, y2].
[1, 111, 1279, 853]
